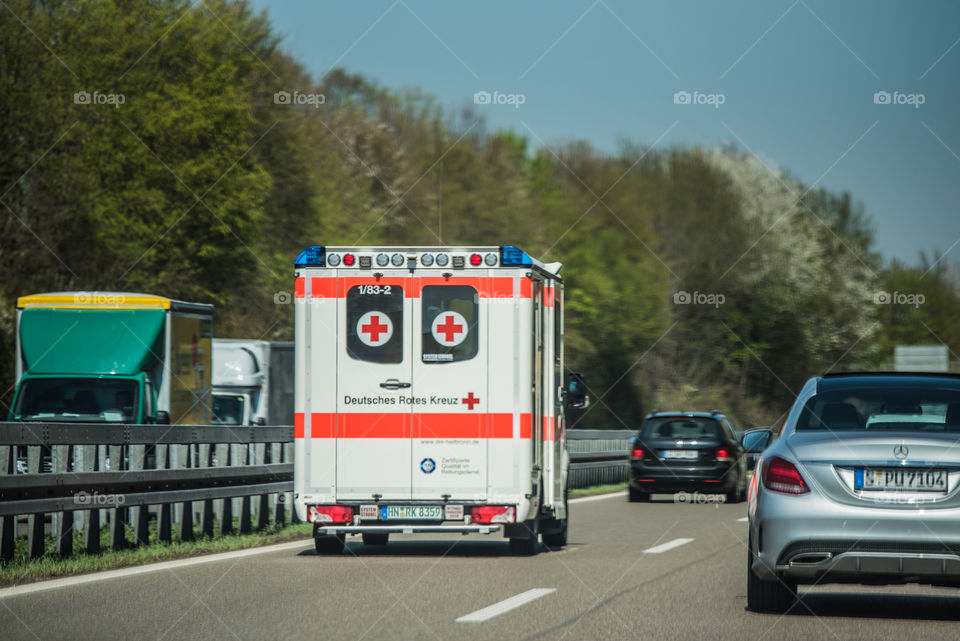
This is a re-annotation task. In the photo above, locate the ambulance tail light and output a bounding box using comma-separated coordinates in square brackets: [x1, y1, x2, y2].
[470, 253, 483, 266]
[500, 245, 533, 266]
[295, 246, 325, 267]
[342, 253, 356, 266]
[470, 505, 516, 524]
[308, 505, 354, 524]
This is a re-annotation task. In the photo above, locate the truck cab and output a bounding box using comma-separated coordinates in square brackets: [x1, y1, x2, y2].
[212, 339, 294, 426]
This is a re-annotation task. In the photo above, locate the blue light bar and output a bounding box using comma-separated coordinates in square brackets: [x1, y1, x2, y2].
[500, 245, 533, 266]
[295, 246, 326, 267]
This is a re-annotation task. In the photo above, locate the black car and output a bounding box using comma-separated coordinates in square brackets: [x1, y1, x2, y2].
[627, 410, 748, 502]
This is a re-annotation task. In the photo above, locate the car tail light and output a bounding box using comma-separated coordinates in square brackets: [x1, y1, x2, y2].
[470, 505, 515, 524]
[308, 505, 354, 524]
[715, 447, 732, 462]
[762, 456, 809, 495]
[630, 447, 645, 460]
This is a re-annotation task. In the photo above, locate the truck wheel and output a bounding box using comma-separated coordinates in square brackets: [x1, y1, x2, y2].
[746, 533, 796, 613]
[542, 487, 568, 549]
[509, 535, 539, 556]
[314, 533, 345, 555]
[509, 515, 540, 556]
[541, 521, 567, 549]
[628, 486, 649, 502]
[362, 532, 389, 546]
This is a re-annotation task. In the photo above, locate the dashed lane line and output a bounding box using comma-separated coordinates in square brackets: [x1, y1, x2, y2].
[643, 538, 694, 554]
[456, 588, 557, 622]
[568, 491, 627, 504]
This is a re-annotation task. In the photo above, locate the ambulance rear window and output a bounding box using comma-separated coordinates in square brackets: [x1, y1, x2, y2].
[346, 285, 403, 363]
[422, 285, 478, 363]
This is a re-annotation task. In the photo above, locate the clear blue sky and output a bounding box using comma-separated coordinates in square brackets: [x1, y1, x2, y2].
[252, 0, 960, 266]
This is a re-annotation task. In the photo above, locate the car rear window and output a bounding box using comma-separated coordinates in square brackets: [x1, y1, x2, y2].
[640, 417, 720, 439]
[796, 386, 960, 432]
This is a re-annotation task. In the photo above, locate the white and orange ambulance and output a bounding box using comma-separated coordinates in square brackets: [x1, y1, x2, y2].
[292, 246, 588, 555]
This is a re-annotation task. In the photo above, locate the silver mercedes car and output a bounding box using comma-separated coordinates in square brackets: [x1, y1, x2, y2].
[746, 372, 960, 613]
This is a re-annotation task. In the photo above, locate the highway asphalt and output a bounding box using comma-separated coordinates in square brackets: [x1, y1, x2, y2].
[2, 491, 959, 640]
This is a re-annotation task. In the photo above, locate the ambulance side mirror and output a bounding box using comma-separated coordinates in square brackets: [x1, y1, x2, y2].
[565, 373, 589, 409]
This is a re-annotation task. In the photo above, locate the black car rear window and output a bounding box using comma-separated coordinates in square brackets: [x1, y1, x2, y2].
[640, 418, 719, 439]
[797, 386, 960, 432]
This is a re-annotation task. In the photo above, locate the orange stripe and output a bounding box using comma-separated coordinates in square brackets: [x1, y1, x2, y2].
[520, 413, 532, 439]
[544, 286, 555, 307]
[339, 413, 410, 439]
[491, 413, 513, 439]
[519, 278, 532, 299]
[295, 277, 305, 299]
[306, 277, 533, 300]
[416, 413, 484, 439]
[310, 412, 336, 439]
[294, 412, 305, 438]
[308, 412, 530, 439]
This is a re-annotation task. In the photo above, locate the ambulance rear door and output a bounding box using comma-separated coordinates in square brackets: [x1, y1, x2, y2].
[335, 272, 412, 501]
[410, 278, 489, 501]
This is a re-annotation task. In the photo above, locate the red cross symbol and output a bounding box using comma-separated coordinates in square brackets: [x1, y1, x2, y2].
[436, 314, 463, 342]
[462, 392, 479, 410]
[361, 314, 389, 342]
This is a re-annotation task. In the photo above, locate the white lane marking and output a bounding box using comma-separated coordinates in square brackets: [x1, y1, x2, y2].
[0, 540, 312, 599]
[643, 538, 694, 554]
[737, 517, 749, 522]
[568, 491, 627, 504]
[456, 588, 556, 623]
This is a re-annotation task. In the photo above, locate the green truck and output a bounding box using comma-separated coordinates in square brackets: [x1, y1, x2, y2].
[9, 292, 214, 426]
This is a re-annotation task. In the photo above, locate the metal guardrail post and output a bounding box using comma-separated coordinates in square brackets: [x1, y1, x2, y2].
[199, 443, 214, 538]
[157, 444, 172, 543]
[54, 444, 73, 556]
[0, 445, 14, 561]
[82, 444, 100, 554]
[254, 442, 269, 530]
[27, 445, 44, 559]
[217, 442, 232, 536]
[131, 443, 150, 546]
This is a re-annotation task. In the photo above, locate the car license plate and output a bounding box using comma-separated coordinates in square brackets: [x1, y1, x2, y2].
[662, 450, 698, 460]
[380, 505, 444, 520]
[855, 468, 947, 492]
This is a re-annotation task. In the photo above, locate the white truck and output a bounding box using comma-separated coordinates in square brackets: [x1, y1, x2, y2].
[212, 339, 295, 426]
[292, 245, 588, 555]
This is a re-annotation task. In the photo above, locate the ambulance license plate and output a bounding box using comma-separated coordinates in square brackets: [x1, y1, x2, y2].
[380, 505, 444, 520]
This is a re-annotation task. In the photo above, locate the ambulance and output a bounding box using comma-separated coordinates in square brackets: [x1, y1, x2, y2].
[292, 246, 588, 555]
